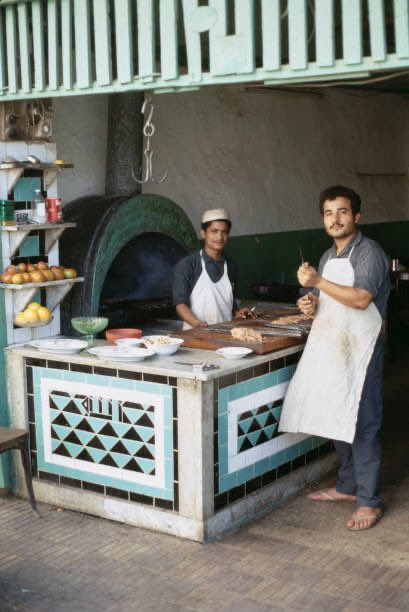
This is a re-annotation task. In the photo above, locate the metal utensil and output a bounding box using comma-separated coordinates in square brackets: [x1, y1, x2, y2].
[259, 328, 305, 338]
[259, 321, 306, 333]
[299, 246, 305, 265]
[173, 361, 220, 371]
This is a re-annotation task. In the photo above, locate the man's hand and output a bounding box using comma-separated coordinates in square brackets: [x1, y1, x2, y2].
[176, 303, 208, 328]
[191, 319, 208, 328]
[235, 307, 257, 319]
[297, 262, 321, 288]
[297, 292, 318, 316]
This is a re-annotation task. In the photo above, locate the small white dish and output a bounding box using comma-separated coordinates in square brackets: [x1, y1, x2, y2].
[216, 346, 253, 360]
[88, 346, 155, 362]
[142, 335, 184, 356]
[115, 338, 144, 348]
[29, 338, 88, 354]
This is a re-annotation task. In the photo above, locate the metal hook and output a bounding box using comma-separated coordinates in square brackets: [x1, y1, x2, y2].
[132, 93, 168, 184]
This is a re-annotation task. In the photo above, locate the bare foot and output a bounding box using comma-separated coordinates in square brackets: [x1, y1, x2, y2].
[307, 488, 357, 502]
[347, 507, 383, 531]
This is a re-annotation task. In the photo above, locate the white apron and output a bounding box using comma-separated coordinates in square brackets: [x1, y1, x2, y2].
[278, 247, 382, 443]
[183, 250, 233, 329]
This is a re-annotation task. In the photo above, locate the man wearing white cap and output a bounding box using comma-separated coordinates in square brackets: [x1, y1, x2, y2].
[173, 208, 254, 328]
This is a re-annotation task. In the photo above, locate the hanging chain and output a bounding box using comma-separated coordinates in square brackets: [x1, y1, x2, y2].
[132, 93, 168, 184]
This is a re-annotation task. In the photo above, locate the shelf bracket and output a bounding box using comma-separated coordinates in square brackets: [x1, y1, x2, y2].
[43, 168, 61, 191]
[45, 280, 81, 312]
[44, 227, 66, 253]
[12, 287, 39, 313]
[9, 230, 32, 258]
[7, 168, 24, 194]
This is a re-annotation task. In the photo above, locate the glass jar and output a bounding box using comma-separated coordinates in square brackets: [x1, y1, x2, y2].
[32, 189, 47, 224]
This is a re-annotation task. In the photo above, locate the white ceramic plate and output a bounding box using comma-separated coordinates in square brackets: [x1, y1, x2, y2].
[88, 346, 155, 362]
[142, 335, 184, 355]
[115, 338, 144, 348]
[29, 338, 88, 354]
[216, 346, 253, 360]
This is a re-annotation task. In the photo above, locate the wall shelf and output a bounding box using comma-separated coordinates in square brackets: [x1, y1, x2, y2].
[1, 222, 76, 258]
[0, 162, 73, 193]
[0, 277, 84, 313]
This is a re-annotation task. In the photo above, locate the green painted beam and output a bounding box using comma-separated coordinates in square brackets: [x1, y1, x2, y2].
[0, 1, 409, 102]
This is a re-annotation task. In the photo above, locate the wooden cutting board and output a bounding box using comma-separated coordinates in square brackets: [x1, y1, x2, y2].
[171, 317, 306, 355]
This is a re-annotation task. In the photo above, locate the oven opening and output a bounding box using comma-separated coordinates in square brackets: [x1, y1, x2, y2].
[99, 232, 188, 330]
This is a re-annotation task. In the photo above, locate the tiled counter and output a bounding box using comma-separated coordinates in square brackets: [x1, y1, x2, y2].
[7, 342, 337, 541]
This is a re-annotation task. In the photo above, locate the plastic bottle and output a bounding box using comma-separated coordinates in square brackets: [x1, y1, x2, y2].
[32, 189, 47, 224]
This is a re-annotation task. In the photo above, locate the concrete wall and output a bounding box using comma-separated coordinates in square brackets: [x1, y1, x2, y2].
[52, 87, 409, 236]
[143, 88, 409, 235]
[52, 95, 108, 202]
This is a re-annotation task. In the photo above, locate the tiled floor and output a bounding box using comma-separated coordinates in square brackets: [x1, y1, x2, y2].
[1, 343, 409, 611]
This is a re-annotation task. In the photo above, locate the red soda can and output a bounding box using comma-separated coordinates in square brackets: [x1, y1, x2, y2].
[46, 197, 63, 222]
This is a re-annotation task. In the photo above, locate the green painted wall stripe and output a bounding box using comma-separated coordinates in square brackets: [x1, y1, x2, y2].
[225, 220, 409, 298]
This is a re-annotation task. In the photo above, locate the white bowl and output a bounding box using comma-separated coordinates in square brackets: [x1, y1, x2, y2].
[115, 338, 144, 348]
[216, 346, 253, 360]
[142, 335, 184, 355]
[88, 346, 155, 362]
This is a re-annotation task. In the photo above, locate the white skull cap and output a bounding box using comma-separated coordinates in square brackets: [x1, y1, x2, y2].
[201, 208, 231, 224]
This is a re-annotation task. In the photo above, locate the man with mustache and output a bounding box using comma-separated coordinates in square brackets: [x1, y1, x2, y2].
[279, 185, 390, 531]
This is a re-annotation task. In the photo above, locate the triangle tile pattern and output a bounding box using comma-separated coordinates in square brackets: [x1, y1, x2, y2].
[48, 388, 160, 476]
[237, 402, 283, 453]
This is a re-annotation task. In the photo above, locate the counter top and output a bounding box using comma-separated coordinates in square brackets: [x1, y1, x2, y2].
[8, 340, 304, 381]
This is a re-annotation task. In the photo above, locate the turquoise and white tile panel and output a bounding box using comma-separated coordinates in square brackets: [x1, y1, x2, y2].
[217, 364, 310, 493]
[32, 366, 175, 501]
[215, 355, 331, 509]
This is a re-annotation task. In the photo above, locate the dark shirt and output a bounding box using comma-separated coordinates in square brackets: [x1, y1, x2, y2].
[318, 230, 390, 318]
[172, 250, 238, 310]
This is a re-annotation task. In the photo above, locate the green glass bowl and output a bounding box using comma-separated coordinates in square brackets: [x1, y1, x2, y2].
[71, 317, 109, 348]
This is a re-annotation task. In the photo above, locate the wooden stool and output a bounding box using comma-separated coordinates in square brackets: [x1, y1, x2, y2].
[0, 427, 38, 515]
